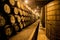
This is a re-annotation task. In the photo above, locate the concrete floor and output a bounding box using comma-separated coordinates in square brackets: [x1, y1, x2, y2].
[37, 21, 48, 40]
[9, 20, 39, 40]
[9, 20, 49, 40]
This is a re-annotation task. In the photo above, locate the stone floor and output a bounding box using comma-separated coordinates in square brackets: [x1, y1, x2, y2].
[9, 20, 39, 40]
[9, 19, 49, 40]
[37, 21, 49, 40]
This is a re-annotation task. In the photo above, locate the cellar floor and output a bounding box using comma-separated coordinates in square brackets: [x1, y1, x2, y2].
[37, 21, 49, 40]
[9, 20, 40, 40]
[9, 19, 49, 40]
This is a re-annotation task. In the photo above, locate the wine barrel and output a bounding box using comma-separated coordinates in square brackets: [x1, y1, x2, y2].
[0, 3, 11, 15]
[0, 0, 18, 15]
[23, 11, 26, 16]
[19, 22, 23, 29]
[0, 14, 6, 27]
[12, 23, 20, 32]
[9, 0, 15, 6]
[21, 16, 24, 22]
[7, 7, 18, 15]
[14, 7, 19, 15]
[17, 1, 21, 8]
[4, 4, 11, 14]
[20, 4, 25, 10]
[0, 12, 12, 26]
[0, 0, 17, 15]
[19, 9, 23, 16]
[14, 15, 21, 23]
[10, 14, 16, 24]
[2, 0, 15, 7]
[3, 25, 13, 37]
[23, 22, 26, 27]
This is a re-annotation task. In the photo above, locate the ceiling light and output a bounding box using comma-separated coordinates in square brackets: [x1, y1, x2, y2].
[25, 0, 28, 4]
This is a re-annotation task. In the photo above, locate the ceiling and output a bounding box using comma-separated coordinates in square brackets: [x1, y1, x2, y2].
[22, 0, 53, 10]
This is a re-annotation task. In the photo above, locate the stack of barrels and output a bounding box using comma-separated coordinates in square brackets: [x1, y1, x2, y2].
[46, 0, 60, 40]
[0, 0, 38, 40]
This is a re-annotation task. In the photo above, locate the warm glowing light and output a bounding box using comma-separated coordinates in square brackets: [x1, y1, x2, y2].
[25, 0, 28, 4]
[36, 12, 39, 16]
[37, 6, 39, 9]
[34, 9, 37, 12]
